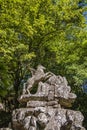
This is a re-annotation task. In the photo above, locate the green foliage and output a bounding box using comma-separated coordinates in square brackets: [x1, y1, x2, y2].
[0, 0, 87, 128]
[0, 0, 36, 97]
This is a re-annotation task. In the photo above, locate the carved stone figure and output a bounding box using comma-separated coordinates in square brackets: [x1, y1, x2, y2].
[12, 65, 85, 130]
[22, 65, 54, 95]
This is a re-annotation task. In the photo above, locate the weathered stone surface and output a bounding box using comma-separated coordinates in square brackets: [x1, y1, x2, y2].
[12, 107, 85, 130]
[37, 113, 48, 128]
[19, 72, 76, 107]
[12, 65, 85, 130]
[27, 101, 47, 108]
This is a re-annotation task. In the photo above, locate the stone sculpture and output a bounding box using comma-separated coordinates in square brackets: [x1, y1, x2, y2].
[12, 65, 86, 130]
[22, 65, 53, 95]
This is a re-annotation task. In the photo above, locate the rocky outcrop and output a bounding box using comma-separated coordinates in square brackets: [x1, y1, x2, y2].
[12, 65, 85, 130]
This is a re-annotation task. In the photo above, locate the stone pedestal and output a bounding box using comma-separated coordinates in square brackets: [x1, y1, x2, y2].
[12, 65, 85, 130]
